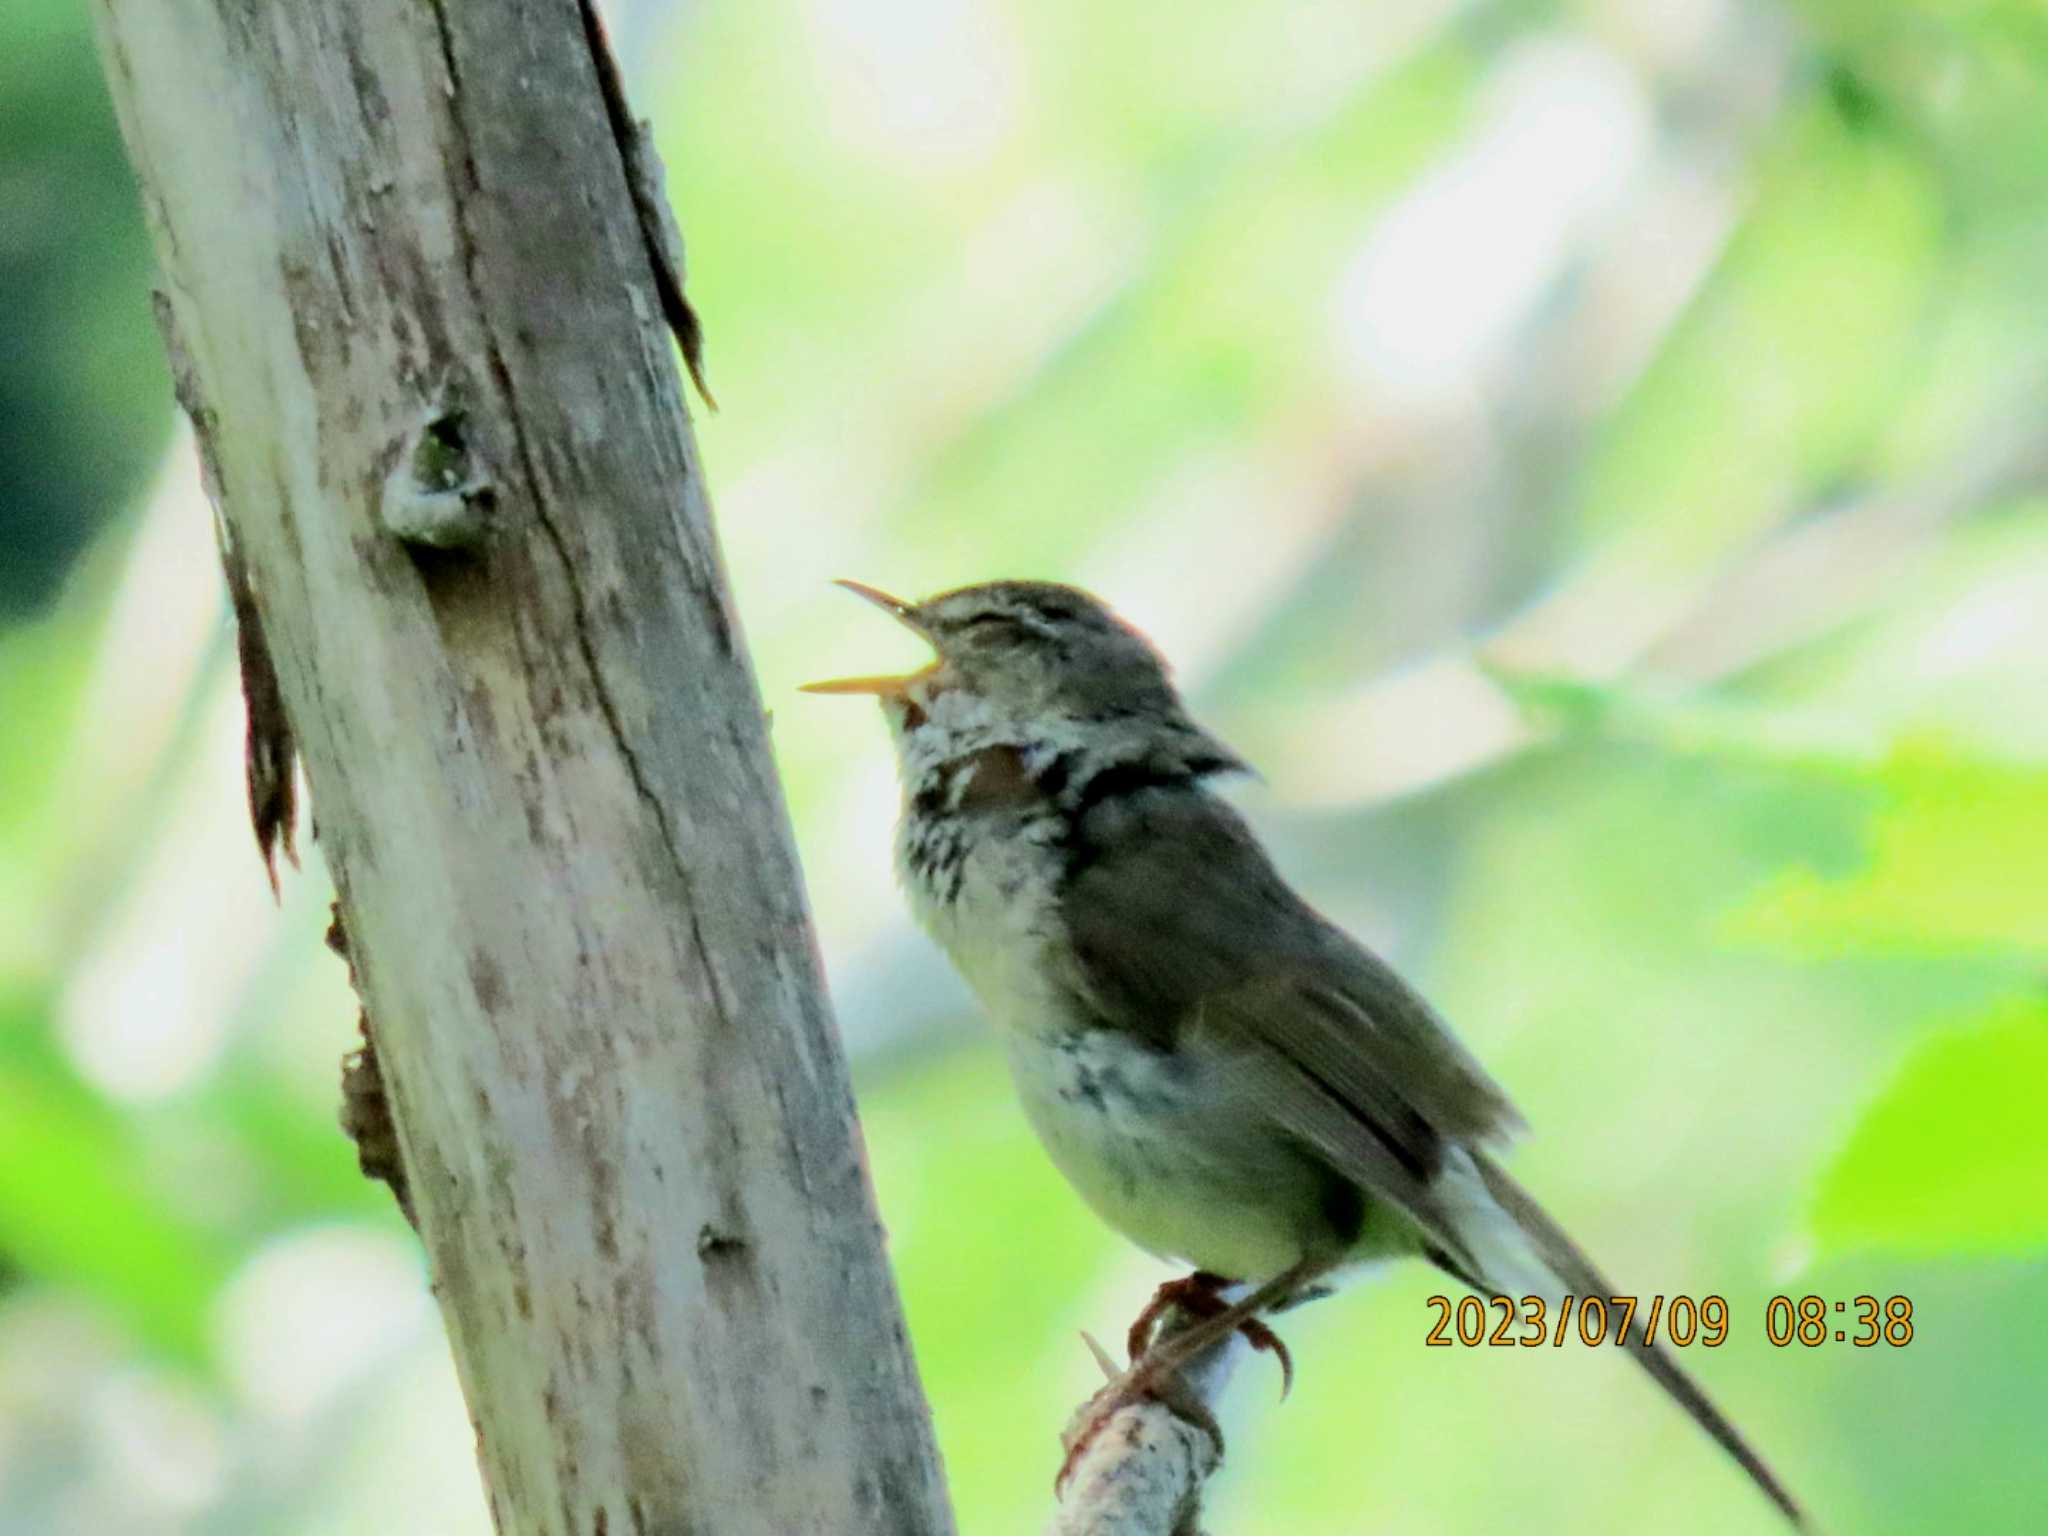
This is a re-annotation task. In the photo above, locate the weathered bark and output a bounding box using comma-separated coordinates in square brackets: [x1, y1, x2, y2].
[91, 2, 955, 1532]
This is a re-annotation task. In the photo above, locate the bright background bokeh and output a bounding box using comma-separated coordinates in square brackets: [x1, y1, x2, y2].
[5, 0, 2046, 1530]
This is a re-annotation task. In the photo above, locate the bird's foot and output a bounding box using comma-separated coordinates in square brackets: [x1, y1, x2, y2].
[1055, 1258, 1330, 1496]
[1053, 1349, 1223, 1494]
[1125, 1271, 1296, 1397]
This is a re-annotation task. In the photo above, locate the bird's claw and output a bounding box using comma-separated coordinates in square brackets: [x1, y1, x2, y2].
[1126, 1271, 1296, 1398]
[1243, 1315, 1295, 1399]
[1056, 1269, 1310, 1494]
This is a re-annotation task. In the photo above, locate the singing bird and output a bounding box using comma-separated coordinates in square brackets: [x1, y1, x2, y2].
[806, 578, 1805, 1528]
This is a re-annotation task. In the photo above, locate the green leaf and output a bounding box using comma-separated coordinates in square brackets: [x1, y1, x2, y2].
[1811, 996, 2048, 1256]
[1737, 747, 2048, 958]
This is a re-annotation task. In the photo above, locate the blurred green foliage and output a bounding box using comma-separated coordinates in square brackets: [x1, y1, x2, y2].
[5, 0, 2047, 1531]
[0, 997, 229, 1364]
[0, 0, 169, 616]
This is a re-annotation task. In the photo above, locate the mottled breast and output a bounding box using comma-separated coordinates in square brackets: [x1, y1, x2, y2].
[897, 743, 1078, 1040]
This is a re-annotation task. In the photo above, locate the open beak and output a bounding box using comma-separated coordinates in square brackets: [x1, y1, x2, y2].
[799, 580, 936, 697]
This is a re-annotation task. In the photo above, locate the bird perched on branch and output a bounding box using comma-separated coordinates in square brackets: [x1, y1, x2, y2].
[806, 578, 1806, 1529]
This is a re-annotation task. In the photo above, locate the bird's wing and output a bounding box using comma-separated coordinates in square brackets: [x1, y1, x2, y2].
[1061, 784, 1809, 1530]
[1058, 782, 1524, 1255]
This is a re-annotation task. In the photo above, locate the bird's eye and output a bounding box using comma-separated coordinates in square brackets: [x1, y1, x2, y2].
[960, 611, 1025, 637]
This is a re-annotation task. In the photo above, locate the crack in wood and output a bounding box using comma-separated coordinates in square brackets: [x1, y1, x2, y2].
[425, 0, 738, 1050]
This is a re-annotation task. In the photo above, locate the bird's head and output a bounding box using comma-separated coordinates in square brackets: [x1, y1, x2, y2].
[803, 580, 1234, 774]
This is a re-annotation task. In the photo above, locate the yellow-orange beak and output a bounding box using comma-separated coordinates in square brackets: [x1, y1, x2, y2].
[799, 671, 925, 696]
[799, 581, 935, 697]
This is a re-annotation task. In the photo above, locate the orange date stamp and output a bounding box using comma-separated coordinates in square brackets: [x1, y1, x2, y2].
[1425, 1293, 1915, 1347]
[1763, 1294, 1913, 1347]
[1426, 1293, 1730, 1348]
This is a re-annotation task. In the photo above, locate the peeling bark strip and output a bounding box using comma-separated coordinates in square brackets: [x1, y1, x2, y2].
[154, 288, 301, 893]
[329, 906, 415, 1225]
[340, 1019, 413, 1220]
[577, 0, 715, 409]
[93, 3, 952, 1533]
[219, 530, 300, 894]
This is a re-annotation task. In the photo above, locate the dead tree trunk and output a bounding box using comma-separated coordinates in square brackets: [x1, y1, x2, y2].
[90, 2, 956, 1531]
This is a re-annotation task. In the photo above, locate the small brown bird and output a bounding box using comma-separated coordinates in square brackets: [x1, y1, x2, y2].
[806, 578, 1806, 1529]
